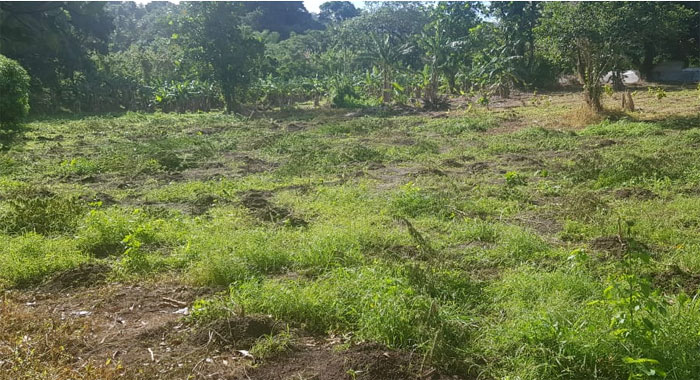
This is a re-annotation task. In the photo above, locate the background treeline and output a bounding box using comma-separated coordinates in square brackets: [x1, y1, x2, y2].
[0, 1, 698, 115]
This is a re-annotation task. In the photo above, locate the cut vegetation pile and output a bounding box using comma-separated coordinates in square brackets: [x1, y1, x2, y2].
[1, 87, 700, 379]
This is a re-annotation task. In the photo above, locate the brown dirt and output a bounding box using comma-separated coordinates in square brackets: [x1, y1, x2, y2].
[590, 235, 627, 258]
[652, 265, 700, 295]
[2, 280, 450, 380]
[502, 154, 544, 170]
[465, 162, 490, 173]
[442, 158, 464, 168]
[39, 262, 112, 292]
[614, 187, 658, 200]
[2, 282, 228, 379]
[191, 315, 280, 349]
[586, 139, 619, 149]
[246, 342, 444, 380]
[511, 211, 561, 236]
[237, 155, 278, 174]
[239, 190, 307, 226]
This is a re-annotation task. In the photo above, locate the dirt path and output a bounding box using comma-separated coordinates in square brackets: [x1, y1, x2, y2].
[1, 278, 449, 380]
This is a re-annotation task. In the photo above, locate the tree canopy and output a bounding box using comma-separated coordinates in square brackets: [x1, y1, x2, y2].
[0, 1, 697, 114]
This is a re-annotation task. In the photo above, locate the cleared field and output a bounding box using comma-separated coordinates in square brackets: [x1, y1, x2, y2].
[1, 87, 700, 379]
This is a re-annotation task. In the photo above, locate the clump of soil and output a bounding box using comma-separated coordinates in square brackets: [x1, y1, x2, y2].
[40, 262, 112, 292]
[590, 235, 627, 258]
[442, 158, 463, 168]
[590, 235, 650, 260]
[466, 161, 489, 173]
[653, 265, 700, 295]
[238, 155, 277, 174]
[588, 139, 618, 149]
[504, 154, 543, 169]
[248, 342, 437, 380]
[614, 187, 657, 200]
[415, 167, 446, 177]
[191, 193, 227, 215]
[240, 190, 307, 227]
[192, 315, 279, 349]
[286, 123, 306, 132]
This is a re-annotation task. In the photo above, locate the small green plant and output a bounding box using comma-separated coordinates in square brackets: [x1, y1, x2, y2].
[118, 233, 151, 274]
[505, 171, 526, 187]
[0, 187, 84, 235]
[593, 273, 669, 379]
[603, 84, 614, 97]
[59, 157, 100, 176]
[250, 329, 294, 360]
[647, 86, 667, 100]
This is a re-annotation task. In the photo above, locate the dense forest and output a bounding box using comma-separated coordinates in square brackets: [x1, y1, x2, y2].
[1, 1, 699, 118]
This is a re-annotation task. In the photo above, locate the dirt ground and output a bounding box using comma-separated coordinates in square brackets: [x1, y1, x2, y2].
[1, 270, 449, 380]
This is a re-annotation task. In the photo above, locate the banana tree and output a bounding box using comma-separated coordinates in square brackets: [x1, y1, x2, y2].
[359, 32, 412, 104]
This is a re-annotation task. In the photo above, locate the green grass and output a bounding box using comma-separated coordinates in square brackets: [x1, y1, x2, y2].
[1, 88, 700, 379]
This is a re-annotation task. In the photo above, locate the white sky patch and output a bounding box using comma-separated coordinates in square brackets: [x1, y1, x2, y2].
[304, 0, 365, 14]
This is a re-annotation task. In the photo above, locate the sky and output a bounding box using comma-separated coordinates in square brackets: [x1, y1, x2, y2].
[303, 0, 365, 14]
[133, 1, 366, 14]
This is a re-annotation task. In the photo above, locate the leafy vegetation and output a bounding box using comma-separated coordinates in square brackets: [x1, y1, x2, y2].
[2, 86, 699, 378]
[1, 2, 700, 379]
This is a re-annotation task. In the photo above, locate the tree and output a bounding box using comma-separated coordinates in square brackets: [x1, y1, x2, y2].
[0, 2, 114, 112]
[536, 3, 620, 112]
[359, 32, 412, 104]
[185, 2, 264, 113]
[243, 1, 322, 39]
[612, 2, 696, 79]
[0, 54, 30, 127]
[319, 2, 360, 24]
[422, 2, 481, 94]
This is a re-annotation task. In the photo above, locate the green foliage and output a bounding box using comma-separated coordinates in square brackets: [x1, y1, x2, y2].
[0, 233, 88, 288]
[0, 186, 84, 235]
[581, 120, 664, 137]
[223, 266, 472, 370]
[505, 171, 526, 187]
[0, 55, 30, 127]
[390, 183, 449, 219]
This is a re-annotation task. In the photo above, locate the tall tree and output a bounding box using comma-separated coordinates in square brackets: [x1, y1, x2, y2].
[536, 2, 620, 112]
[243, 1, 322, 39]
[184, 2, 264, 113]
[423, 2, 482, 93]
[319, 1, 360, 24]
[0, 2, 113, 111]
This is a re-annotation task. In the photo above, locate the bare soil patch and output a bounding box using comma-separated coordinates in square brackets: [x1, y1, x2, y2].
[614, 187, 658, 200]
[653, 265, 700, 295]
[247, 342, 443, 380]
[39, 262, 112, 292]
[240, 190, 307, 226]
[590, 235, 627, 258]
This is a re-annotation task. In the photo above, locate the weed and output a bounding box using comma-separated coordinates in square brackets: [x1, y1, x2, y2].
[250, 329, 294, 360]
[0, 186, 85, 235]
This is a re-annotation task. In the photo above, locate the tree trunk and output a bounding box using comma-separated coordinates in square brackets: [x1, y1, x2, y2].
[382, 66, 392, 104]
[223, 90, 237, 114]
[611, 70, 625, 91]
[583, 83, 603, 113]
[446, 72, 456, 95]
[640, 42, 656, 80]
[622, 90, 635, 112]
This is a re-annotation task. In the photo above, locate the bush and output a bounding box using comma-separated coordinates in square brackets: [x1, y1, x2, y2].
[0, 55, 30, 127]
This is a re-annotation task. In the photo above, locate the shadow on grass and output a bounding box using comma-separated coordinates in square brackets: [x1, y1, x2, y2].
[655, 114, 700, 130]
[0, 124, 25, 151]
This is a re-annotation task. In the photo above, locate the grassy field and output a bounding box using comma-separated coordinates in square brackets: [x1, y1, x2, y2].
[1, 86, 700, 379]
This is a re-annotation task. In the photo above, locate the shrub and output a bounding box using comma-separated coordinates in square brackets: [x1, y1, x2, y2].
[0, 55, 30, 127]
[0, 187, 85, 235]
[0, 233, 88, 288]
